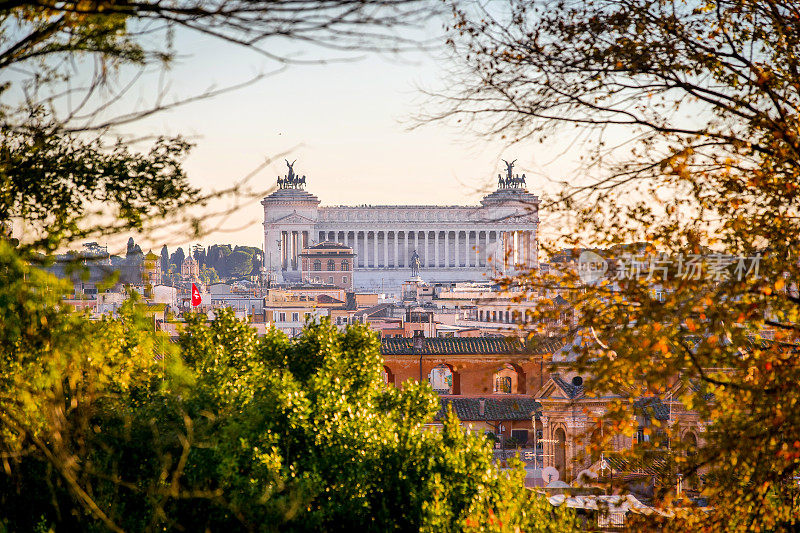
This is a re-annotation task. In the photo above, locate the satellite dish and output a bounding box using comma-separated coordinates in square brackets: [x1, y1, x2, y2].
[542, 466, 559, 483]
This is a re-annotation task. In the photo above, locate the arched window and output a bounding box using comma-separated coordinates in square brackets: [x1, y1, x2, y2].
[429, 364, 453, 394]
[382, 366, 395, 385]
[313, 260, 322, 271]
[554, 428, 567, 474]
[327, 259, 336, 271]
[341, 260, 350, 271]
[496, 376, 512, 393]
[493, 364, 517, 394]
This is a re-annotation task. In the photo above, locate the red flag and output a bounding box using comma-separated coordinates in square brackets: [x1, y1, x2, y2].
[191, 283, 201, 307]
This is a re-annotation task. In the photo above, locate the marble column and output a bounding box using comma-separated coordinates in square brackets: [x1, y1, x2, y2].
[356, 231, 363, 268]
[290, 231, 296, 270]
[434, 231, 440, 267]
[372, 231, 377, 268]
[288, 231, 293, 270]
[395, 231, 400, 268]
[479, 230, 486, 267]
[404, 231, 409, 268]
[464, 231, 469, 267]
[444, 231, 450, 267]
[280, 231, 285, 269]
[464, 230, 470, 267]
[383, 231, 389, 268]
[469, 231, 475, 267]
[296, 231, 301, 270]
[426, 231, 432, 267]
[454, 230, 460, 267]
[528, 231, 537, 266]
[460, 231, 466, 267]
[474, 231, 480, 267]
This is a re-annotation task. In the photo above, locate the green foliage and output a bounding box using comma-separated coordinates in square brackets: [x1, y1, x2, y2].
[227, 249, 254, 278]
[0, 253, 577, 531]
[0, 131, 197, 251]
[200, 265, 220, 285]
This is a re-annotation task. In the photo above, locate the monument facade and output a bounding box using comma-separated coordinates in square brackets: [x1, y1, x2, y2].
[262, 160, 540, 290]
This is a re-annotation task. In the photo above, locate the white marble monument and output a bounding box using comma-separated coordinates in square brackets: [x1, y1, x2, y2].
[262, 160, 540, 290]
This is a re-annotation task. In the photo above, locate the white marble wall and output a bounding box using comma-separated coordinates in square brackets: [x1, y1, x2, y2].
[264, 201, 538, 287]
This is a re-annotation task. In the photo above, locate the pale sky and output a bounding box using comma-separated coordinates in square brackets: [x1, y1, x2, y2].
[92, 25, 583, 254]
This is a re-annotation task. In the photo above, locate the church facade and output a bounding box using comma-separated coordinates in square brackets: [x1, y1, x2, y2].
[262, 161, 540, 290]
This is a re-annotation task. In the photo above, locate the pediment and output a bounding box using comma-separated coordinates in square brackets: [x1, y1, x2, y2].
[534, 378, 569, 400]
[272, 211, 316, 225]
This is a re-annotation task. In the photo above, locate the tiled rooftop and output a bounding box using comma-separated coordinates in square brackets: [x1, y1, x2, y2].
[435, 397, 542, 421]
[381, 336, 563, 356]
[550, 374, 585, 400]
[633, 397, 670, 421]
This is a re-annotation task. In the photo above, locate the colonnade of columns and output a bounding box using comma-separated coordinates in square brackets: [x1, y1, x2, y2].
[315, 229, 536, 270]
[280, 230, 309, 270]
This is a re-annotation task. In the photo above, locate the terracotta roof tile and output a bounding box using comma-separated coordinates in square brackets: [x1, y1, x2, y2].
[381, 336, 563, 356]
[435, 397, 541, 421]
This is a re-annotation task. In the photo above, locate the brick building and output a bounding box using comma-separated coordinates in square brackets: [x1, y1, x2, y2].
[380, 335, 563, 443]
[299, 241, 356, 290]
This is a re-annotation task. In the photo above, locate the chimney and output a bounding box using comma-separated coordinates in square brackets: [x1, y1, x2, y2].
[479, 399, 486, 417]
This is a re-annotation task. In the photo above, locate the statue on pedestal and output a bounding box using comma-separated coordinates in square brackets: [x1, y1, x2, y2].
[410, 250, 422, 277]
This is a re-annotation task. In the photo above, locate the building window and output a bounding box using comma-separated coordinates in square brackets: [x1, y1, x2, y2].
[313, 260, 322, 271]
[429, 364, 453, 395]
[327, 259, 336, 271]
[495, 376, 512, 394]
[279, 312, 286, 322]
[493, 364, 518, 394]
[341, 260, 350, 271]
[342, 276, 348, 284]
[511, 429, 529, 446]
[328, 276, 334, 283]
[382, 366, 394, 385]
[292, 312, 299, 321]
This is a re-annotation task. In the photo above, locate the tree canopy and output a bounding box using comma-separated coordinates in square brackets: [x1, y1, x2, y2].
[0, 251, 576, 530]
[440, 0, 800, 529]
